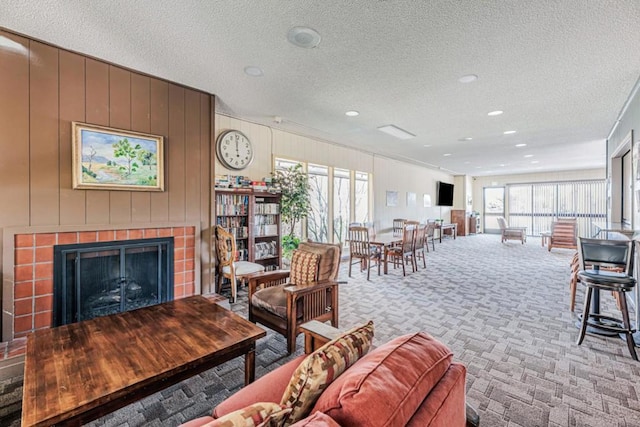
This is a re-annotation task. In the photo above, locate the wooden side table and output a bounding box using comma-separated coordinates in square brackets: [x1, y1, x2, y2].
[540, 231, 551, 247]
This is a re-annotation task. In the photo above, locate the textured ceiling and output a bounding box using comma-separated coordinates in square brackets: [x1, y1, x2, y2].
[2, 0, 640, 176]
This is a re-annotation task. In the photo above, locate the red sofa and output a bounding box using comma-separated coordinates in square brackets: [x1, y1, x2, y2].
[182, 329, 475, 426]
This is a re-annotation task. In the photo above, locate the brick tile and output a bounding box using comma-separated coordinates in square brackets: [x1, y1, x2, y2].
[185, 270, 195, 283]
[14, 316, 33, 334]
[35, 233, 56, 247]
[175, 248, 185, 261]
[58, 232, 78, 244]
[174, 285, 185, 298]
[116, 229, 129, 240]
[14, 282, 34, 299]
[185, 247, 195, 261]
[172, 227, 186, 236]
[185, 236, 195, 248]
[186, 226, 196, 236]
[174, 272, 185, 286]
[79, 231, 98, 243]
[98, 230, 116, 241]
[14, 299, 33, 316]
[35, 295, 53, 312]
[35, 246, 53, 263]
[34, 311, 52, 329]
[129, 229, 144, 239]
[35, 279, 53, 295]
[15, 234, 34, 248]
[15, 265, 34, 282]
[15, 248, 34, 265]
[35, 262, 53, 280]
[175, 236, 186, 249]
[185, 259, 195, 271]
[144, 228, 158, 238]
[175, 260, 185, 273]
[158, 228, 172, 237]
[7, 340, 26, 358]
[184, 282, 195, 296]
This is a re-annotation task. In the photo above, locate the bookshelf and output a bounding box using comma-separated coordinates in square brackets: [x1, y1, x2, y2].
[214, 189, 282, 271]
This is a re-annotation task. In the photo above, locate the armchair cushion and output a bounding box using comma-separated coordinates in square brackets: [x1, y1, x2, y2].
[251, 286, 289, 319]
[280, 321, 374, 424]
[290, 250, 320, 285]
[289, 412, 340, 426]
[312, 332, 453, 426]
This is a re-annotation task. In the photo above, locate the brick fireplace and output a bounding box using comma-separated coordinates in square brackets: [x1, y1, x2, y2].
[4, 225, 198, 340]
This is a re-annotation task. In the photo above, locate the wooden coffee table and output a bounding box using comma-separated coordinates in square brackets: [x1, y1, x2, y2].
[21, 295, 266, 427]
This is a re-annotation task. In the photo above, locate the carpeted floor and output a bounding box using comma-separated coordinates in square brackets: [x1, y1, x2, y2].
[3, 233, 640, 426]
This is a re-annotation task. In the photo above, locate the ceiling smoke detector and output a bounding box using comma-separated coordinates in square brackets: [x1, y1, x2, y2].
[287, 26, 322, 49]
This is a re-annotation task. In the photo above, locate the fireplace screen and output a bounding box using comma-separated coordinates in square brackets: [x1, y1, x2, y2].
[53, 237, 174, 326]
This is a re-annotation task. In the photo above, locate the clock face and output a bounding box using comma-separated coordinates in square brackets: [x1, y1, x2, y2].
[216, 130, 254, 170]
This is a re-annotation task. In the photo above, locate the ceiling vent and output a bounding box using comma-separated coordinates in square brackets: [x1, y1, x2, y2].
[377, 125, 416, 140]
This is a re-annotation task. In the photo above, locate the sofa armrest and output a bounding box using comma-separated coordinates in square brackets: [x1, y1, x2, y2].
[213, 355, 306, 418]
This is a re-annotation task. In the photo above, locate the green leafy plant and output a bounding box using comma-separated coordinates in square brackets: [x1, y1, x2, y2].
[273, 164, 311, 255]
[112, 138, 141, 177]
[281, 234, 301, 260]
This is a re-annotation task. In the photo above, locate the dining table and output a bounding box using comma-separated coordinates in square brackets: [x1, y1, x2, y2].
[369, 233, 402, 274]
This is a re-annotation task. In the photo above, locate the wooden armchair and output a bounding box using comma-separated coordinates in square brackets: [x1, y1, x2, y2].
[348, 226, 381, 280]
[548, 219, 577, 251]
[248, 241, 342, 354]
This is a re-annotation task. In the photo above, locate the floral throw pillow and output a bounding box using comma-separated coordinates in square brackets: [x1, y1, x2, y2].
[201, 402, 292, 427]
[280, 321, 374, 425]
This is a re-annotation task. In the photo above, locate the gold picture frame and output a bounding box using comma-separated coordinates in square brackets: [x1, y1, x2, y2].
[72, 122, 165, 191]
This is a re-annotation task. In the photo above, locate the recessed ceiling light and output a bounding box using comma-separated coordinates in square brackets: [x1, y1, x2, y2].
[464, 161, 471, 164]
[287, 26, 322, 49]
[499, 164, 506, 167]
[345, 110, 359, 117]
[423, 144, 431, 147]
[524, 154, 533, 158]
[503, 130, 516, 135]
[531, 160, 539, 164]
[458, 137, 473, 141]
[515, 143, 527, 147]
[244, 66, 264, 77]
[458, 74, 478, 83]
[443, 153, 451, 157]
[487, 110, 503, 116]
[377, 124, 415, 140]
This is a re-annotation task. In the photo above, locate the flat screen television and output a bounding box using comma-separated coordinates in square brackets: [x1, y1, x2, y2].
[436, 181, 454, 206]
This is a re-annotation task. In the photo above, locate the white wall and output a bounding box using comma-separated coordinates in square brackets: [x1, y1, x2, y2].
[214, 114, 453, 233]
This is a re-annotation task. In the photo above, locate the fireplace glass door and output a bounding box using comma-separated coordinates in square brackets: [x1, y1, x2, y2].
[53, 237, 174, 326]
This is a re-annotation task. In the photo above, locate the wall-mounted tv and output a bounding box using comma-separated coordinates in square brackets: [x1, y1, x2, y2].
[436, 181, 454, 206]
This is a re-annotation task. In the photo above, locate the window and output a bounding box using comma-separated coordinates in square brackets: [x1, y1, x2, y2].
[308, 164, 329, 242]
[333, 168, 351, 245]
[354, 171, 369, 223]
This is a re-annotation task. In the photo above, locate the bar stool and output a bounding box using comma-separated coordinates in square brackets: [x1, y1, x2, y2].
[576, 237, 637, 360]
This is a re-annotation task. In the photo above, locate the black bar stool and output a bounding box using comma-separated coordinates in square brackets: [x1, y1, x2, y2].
[576, 237, 637, 360]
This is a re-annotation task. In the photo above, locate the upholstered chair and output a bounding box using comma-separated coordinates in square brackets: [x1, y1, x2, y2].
[496, 216, 526, 244]
[248, 241, 342, 354]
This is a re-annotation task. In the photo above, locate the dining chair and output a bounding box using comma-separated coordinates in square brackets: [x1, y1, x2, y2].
[413, 224, 427, 269]
[392, 218, 406, 237]
[425, 222, 436, 252]
[385, 224, 416, 276]
[548, 218, 577, 251]
[348, 226, 381, 280]
[496, 216, 526, 244]
[214, 225, 265, 303]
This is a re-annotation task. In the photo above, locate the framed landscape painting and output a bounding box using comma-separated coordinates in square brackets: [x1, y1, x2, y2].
[72, 122, 165, 191]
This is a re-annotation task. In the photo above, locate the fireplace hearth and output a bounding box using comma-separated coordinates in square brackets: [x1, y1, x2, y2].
[53, 237, 174, 326]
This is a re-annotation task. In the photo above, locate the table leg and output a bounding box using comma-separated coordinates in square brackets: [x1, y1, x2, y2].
[383, 247, 389, 274]
[245, 344, 256, 385]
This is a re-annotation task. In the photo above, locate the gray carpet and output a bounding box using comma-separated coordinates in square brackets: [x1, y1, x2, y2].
[4, 234, 640, 426]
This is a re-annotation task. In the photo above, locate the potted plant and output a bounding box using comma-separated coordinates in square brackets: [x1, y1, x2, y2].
[272, 164, 311, 263]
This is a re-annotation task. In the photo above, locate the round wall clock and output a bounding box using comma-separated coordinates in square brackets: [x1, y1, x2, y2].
[216, 130, 254, 170]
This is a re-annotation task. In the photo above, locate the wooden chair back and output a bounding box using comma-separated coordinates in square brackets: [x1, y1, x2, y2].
[393, 218, 406, 236]
[348, 226, 372, 258]
[215, 225, 236, 268]
[401, 225, 416, 253]
[363, 221, 376, 237]
[414, 224, 427, 249]
[549, 219, 578, 251]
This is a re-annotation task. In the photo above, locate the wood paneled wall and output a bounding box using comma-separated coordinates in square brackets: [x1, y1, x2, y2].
[0, 30, 216, 310]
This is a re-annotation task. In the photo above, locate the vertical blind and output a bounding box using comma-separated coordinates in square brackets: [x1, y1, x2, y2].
[507, 180, 606, 236]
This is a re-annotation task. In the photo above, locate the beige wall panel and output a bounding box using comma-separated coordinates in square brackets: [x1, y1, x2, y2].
[214, 115, 273, 181]
[58, 51, 87, 225]
[168, 84, 186, 222]
[0, 31, 30, 229]
[185, 89, 201, 222]
[200, 95, 213, 294]
[373, 156, 452, 233]
[108, 66, 133, 224]
[29, 41, 60, 226]
[84, 58, 111, 224]
[149, 78, 170, 222]
[130, 73, 152, 223]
